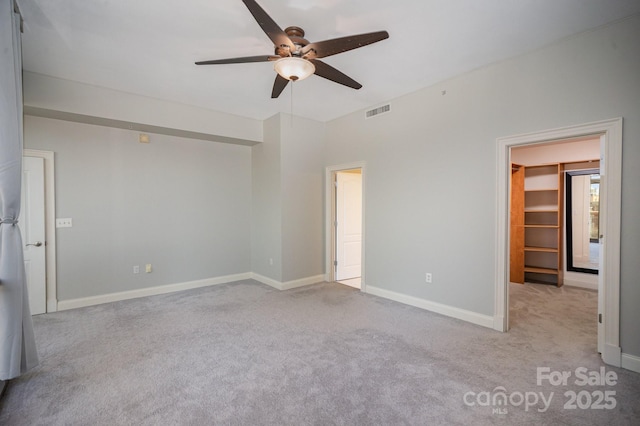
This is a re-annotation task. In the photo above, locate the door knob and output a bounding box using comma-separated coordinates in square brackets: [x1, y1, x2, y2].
[26, 241, 43, 247]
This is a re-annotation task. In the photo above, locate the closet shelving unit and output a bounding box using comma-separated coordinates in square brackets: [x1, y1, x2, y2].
[523, 163, 564, 286]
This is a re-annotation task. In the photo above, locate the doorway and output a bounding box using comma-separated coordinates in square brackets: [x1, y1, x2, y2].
[495, 118, 622, 367]
[335, 169, 362, 288]
[325, 162, 366, 290]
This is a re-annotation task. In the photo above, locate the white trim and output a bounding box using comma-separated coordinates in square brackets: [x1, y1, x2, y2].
[23, 149, 57, 312]
[365, 285, 495, 329]
[281, 274, 325, 290]
[493, 314, 506, 333]
[325, 161, 367, 291]
[251, 273, 282, 290]
[251, 273, 325, 291]
[495, 118, 622, 367]
[603, 344, 622, 368]
[621, 353, 640, 374]
[57, 273, 251, 311]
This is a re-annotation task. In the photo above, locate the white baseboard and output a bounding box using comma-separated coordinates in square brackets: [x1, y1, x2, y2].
[251, 273, 283, 290]
[365, 285, 495, 329]
[493, 314, 507, 332]
[621, 353, 640, 373]
[282, 274, 326, 290]
[56, 272, 326, 311]
[57, 273, 252, 311]
[251, 273, 325, 291]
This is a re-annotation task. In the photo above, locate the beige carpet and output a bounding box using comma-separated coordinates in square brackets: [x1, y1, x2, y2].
[0, 280, 638, 425]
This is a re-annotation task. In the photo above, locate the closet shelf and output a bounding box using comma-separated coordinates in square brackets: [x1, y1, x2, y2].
[524, 266, 559, 275]
[524, 224, 559, 229]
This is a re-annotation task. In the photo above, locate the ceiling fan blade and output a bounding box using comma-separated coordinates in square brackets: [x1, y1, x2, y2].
[310, 59, 362, 90]
[195, 55, 280, 65]
[302, 31, 389, 59]
[271, 74, 290, 98]
[242, 0, 295, 52]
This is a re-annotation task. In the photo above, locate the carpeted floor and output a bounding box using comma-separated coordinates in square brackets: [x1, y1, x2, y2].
[1, 280, 638, 425]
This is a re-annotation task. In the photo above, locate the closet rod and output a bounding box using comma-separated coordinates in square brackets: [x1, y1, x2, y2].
[563, 168, 600, 173]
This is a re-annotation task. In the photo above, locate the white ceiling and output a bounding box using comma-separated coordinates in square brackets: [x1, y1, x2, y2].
[17, 0, 640, 122]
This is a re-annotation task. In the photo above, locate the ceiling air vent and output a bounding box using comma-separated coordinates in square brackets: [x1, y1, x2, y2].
[365, 104, 390, 119]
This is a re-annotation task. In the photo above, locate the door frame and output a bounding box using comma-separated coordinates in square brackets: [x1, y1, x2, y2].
[23, 149, 57, 312]
[495, 118, 622, 367]
[325, 161, 366, 290]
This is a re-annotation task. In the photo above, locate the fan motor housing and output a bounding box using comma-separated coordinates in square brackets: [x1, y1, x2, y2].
[275, 26, 310, 57]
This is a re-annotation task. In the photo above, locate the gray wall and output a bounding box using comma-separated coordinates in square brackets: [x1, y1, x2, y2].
[280, 115, 325, 282]
[325, 15, 640, 357]
[251, 115, 282, 281]
[23, 72, 262, 143]
[25, 115, 252, 300]
[251, 114, 326, 283]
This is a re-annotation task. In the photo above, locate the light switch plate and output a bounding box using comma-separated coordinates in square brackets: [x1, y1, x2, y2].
[56, 218, 73, 228]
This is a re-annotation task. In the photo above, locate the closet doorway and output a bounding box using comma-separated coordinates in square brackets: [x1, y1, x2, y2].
[496, 118, 622, 367]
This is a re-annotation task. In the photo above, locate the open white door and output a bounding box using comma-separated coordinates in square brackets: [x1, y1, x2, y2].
[335, 171, 362, 281]
[597, 136, 605, 354]
[18, 156, 46, 315]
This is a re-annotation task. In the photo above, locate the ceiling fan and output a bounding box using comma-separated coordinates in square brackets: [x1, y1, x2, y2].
[195, 0, 389, 98]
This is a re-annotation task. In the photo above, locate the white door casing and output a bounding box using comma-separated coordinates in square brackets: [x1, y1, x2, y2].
[495, 118, 622, 368]
[336, 171, 362, 281]
[19, 156, 46, 315]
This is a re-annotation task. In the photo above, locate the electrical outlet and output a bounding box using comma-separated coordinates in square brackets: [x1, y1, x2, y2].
[133, 265, 140, 274]
[426, 273, 432, 283]
[269, 258, 274, 266]
[56, 218, 73, 228]
[145, 264, 152, 273]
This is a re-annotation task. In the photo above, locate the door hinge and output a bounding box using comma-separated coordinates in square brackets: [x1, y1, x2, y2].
[334, 260, 338, 267]
[599, 313, 602, 324]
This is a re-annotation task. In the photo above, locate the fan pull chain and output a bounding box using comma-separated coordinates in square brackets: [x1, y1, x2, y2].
[290, 80, 294, 127]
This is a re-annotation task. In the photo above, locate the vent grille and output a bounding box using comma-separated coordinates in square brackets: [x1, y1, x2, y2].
[365, 104, 390, 119]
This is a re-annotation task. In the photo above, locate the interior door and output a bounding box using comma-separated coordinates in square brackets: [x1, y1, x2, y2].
[597, 137, 605, 354]
[18, 156, 46, 315]
[335, 171, 362, 281]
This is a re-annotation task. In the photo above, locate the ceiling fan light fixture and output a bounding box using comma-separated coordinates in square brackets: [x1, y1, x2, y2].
[274, 57, 315, 81]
